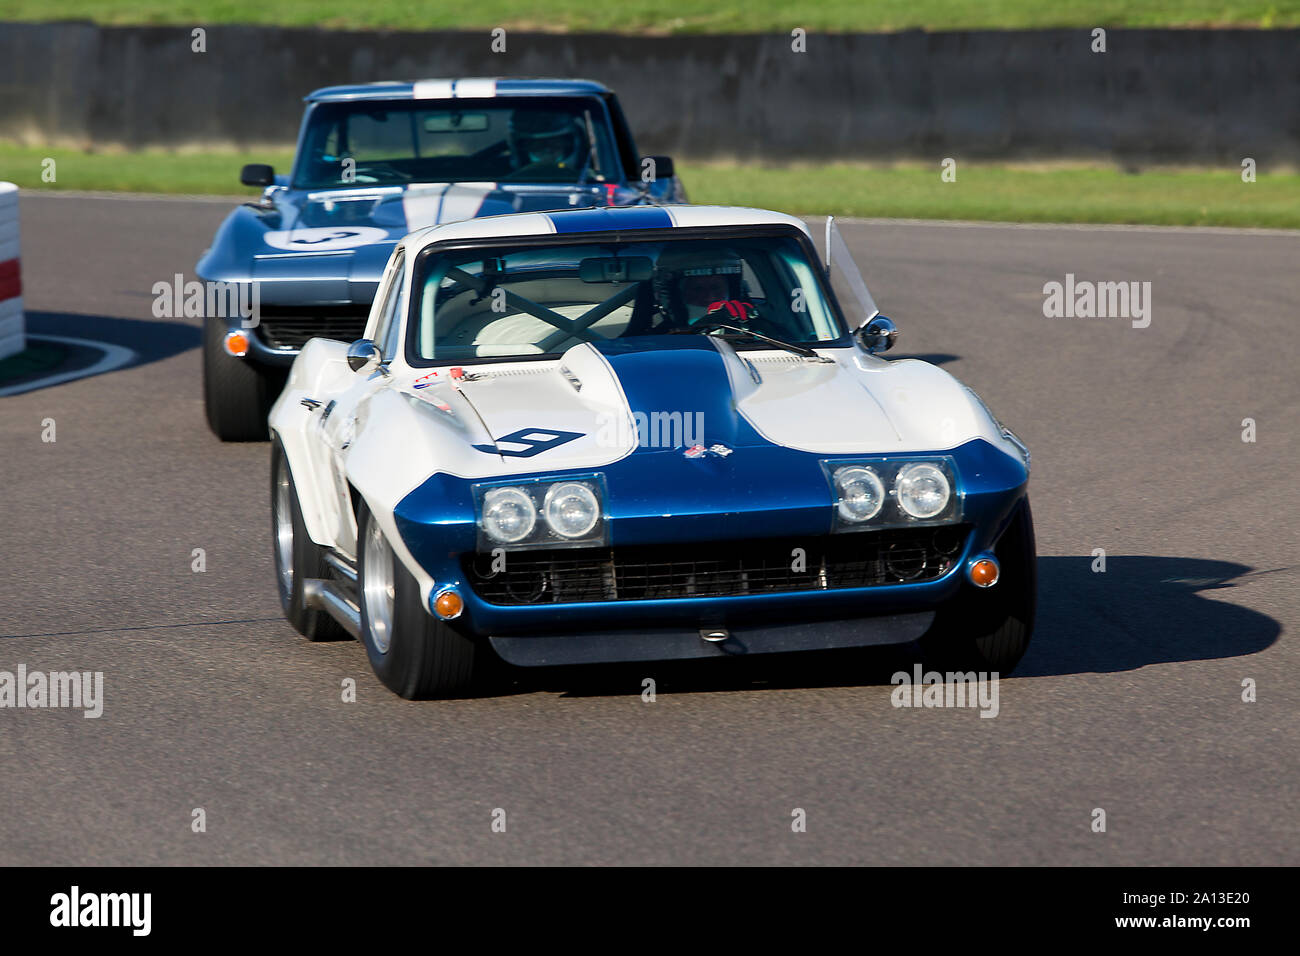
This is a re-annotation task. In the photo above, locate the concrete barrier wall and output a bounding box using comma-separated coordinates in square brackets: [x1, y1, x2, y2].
[1, 22, 1297, 163]
[0, 182, 23, 359]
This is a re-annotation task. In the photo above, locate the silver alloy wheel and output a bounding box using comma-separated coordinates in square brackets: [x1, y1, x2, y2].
[274, 465, 294, 599]
[363, 518, 396, 655]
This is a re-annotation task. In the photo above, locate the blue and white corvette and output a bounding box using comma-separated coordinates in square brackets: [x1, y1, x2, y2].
[268, 204, 1035, 699]
[200, 78, 685, 441]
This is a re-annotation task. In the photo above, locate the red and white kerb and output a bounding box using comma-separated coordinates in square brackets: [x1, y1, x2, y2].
[0, 182, 24, 360]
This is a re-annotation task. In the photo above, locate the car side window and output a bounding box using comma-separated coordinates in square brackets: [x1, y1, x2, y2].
[373, 251, 407, 360]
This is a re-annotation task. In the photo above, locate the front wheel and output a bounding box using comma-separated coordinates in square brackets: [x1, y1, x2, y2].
[920, 497, 1037, 674]
[356, 503, 478, 699]
[270, 438, 348, 641]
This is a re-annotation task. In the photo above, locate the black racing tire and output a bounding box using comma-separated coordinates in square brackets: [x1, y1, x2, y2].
[356, 502, 478, 699]
[920, 497, 1037, 674]
[203, 313, 283, 442]
[271, 437, 349, 642]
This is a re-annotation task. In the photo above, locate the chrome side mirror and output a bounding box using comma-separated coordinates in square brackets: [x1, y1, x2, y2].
[857, 316, 898, 354]
[346, 338, 382, 373]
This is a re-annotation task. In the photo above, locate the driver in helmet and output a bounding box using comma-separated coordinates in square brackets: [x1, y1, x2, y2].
[508, 110, 584, 180]
[653, 249, 756, 327]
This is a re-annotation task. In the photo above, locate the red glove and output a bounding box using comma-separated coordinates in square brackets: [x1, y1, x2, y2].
[706, 300, 758, 322]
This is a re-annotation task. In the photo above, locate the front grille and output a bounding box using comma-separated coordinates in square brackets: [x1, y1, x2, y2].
[465, 526, 968, 606]
[256, 315, 369, 351]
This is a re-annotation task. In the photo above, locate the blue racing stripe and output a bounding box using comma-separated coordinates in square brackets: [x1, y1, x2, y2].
[546, 206, 673, 234]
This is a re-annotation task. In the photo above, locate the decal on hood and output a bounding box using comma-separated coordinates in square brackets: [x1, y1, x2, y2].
[263, 226, 388, 251]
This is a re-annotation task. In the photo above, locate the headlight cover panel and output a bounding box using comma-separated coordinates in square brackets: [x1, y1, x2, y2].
[821, 457, 963, 532]
[473, 474, 609, 551]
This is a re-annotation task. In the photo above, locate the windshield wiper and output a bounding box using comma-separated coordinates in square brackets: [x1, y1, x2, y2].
[668, 322, 827, 360]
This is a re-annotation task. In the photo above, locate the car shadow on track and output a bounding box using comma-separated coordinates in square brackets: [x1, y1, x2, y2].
[490, 555, 1281, 699]
[1016, 555, 1281, 677]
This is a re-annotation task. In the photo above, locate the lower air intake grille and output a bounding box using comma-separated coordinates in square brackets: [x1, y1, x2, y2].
[465, 527, 968, 606]
[256, 315, 368, 351]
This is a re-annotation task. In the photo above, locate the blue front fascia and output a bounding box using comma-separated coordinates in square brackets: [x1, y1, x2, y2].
[392, 435, 1029, 636]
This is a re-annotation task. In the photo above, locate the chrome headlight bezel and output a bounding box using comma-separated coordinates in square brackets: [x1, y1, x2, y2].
[473, 474, 608, 551]
[821, 457, 962, 532]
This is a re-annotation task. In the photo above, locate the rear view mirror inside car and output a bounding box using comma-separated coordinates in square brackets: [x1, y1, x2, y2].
[424, 112, 490, 133]
[578, 256, 654, 283]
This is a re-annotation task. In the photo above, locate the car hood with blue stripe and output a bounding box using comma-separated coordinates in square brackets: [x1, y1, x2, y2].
[390, 335, 1028, 552]
[197, 181, 647, 304]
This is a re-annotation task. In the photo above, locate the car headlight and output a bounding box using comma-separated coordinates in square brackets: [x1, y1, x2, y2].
[474, 476, 608, 550]
[895, 463, 951, 519]
[481, 486, 537, 544]
[833, 466, 885, 522]
[823, 457, 960, 530]
[543, 482, 600, 539]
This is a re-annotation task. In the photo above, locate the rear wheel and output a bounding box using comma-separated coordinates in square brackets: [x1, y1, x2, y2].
[271, 438, 348, 641]
[921, 497, 1036, 674]
[356, 503, 478, 699]
[203, 313, 283, 441]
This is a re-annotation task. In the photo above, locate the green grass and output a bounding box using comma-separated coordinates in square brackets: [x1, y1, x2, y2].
[0, 0, 1297, 32]
[687, 161, 1300, 228]
[0, 145, 294, 195]
[3, 145, 1297, 228]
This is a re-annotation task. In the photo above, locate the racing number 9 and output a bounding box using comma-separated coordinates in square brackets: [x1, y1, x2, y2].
[473, 428, 584, 458]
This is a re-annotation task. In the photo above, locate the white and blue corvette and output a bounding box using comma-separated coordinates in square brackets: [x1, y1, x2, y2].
[268, 204, 1035, 699]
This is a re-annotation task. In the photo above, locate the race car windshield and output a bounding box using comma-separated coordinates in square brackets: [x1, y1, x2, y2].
[293, 97, 620, 188]
[409, 234, 849, 363]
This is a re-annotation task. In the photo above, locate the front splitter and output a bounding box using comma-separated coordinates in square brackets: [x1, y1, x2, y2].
[488, 610, 934, 667]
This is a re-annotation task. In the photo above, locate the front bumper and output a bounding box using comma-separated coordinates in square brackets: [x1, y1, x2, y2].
[393, 438, 1029, 664]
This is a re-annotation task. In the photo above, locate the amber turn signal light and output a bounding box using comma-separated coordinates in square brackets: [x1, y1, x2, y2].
[223, 331, 250, 357]
[433, 589, 464, 620]
[968, 557, 1000, 588]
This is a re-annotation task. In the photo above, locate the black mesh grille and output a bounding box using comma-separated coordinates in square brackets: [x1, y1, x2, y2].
[256, 315, 369, 351]
[465, 527, 968, 606]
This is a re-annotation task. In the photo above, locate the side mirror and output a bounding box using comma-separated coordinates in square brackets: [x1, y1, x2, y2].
[346, 338, 382, 373]
[240, 163, 275, 187]
[641, 155, 675, 181]
[857, 316, 898, 354]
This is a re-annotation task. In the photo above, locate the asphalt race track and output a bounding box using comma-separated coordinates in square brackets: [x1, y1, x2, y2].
[2, 194, 1296, 865]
